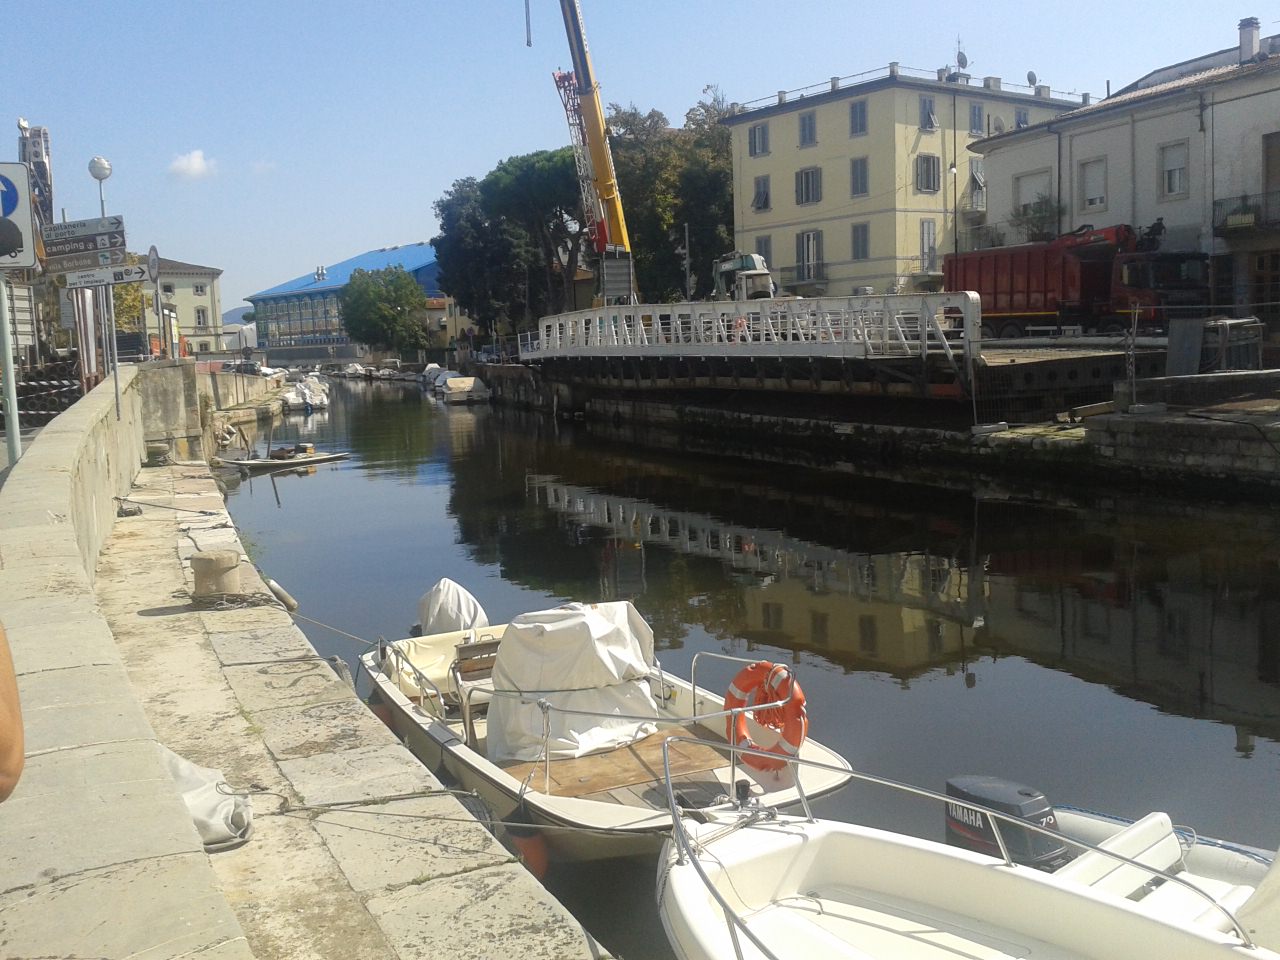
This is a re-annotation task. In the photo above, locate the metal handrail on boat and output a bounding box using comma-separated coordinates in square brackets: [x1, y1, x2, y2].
[658, 737, 1260, 955]
[381, 641, 446, 716]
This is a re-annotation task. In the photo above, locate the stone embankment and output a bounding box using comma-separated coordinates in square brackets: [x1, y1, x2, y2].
[0, 362, 606, 960]
[481, 362, 1280, 496]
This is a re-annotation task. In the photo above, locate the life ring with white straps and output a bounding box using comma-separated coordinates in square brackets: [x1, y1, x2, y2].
[723, 661, 808, 772]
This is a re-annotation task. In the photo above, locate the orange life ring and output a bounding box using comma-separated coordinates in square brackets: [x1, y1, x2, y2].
[723, 661, 808, 772]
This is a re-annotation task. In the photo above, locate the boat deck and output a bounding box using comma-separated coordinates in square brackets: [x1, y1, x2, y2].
[745, 885, 1077, 960]
[491, 724, 732, 807]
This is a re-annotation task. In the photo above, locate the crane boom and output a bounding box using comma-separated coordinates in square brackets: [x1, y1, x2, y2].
[557, 0, 630, 255]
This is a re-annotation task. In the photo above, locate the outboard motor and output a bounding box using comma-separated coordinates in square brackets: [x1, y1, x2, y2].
[945, 775, 1073, 871]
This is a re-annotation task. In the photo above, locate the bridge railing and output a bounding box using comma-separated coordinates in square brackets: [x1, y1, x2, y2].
[517, 292, 981, 369]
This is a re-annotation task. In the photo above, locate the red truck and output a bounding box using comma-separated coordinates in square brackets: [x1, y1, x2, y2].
[943, 221, 1210, 339]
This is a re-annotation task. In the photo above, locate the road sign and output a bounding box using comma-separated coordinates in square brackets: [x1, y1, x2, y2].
[44, 248, 128, 274]
[0, 163, 38, 269]
[63, 264, 148, 290]
[41, 215, 124, 243]
[43, 232, 125, 258]
[147, 245, 159, 282]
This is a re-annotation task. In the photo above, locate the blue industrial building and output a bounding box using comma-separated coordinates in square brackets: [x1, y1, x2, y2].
[247, 242, 442, 363]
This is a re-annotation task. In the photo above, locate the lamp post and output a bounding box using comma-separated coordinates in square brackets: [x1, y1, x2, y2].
[89, 156, 120, 417]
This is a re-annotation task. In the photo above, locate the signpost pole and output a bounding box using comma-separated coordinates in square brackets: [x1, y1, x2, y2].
[107, 285, 120, 419]
[0, 273, 22, 463]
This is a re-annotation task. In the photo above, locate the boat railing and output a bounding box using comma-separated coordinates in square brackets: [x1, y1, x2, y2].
[381, 640, 446, 715]
[468, 659, 801, 801]
[658, 737, 1258, 955]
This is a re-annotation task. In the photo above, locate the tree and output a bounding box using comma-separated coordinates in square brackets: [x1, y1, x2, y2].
[338, 267, 430, 353]
[432, 178, 541, 336]
[480, 149, 586, 315]
[112, 251, 144, 332]
[674, 86, 735, 298]
[1009, 193, 1062, 243]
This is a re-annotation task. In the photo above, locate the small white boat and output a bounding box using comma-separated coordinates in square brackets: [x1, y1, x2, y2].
[281, 377, 330, 412]
[217, 449, 349, 472]
[440, 375, 491, 404]
[362, 587, 852, 863]
[658, 754, 1280, 960]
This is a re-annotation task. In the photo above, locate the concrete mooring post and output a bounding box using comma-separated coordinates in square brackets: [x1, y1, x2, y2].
[190, 549, 242, 598]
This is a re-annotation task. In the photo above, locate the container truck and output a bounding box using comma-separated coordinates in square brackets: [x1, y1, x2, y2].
[943, 221, 1210, 339]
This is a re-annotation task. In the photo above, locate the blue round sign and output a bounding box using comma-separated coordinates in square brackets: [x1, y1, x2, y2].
[0, 174, 17, 218]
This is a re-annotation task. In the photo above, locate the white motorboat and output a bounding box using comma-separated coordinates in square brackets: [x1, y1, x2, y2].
[440, 375, 491, 404]
[281, 377, 330, 412]
[361, 589, 852, 863]
[657, 751, 1280, 960]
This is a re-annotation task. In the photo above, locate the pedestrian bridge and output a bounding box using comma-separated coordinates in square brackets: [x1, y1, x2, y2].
[517, 292, 981, 374]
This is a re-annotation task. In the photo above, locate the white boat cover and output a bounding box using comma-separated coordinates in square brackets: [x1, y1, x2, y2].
[442, 376, 490, 400]
[1239, 849, 1280, 951]
[158, 744, 252, 852]
[416, 577, 489, 635]
[485, 601, 659, 762]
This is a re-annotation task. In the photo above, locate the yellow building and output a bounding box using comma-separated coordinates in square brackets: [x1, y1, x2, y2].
[724, 63, 1083, 296]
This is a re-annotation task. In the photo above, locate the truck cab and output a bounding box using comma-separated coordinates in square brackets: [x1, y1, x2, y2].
[1110, 252, 1210, 332]
[712, 252, 775, 301]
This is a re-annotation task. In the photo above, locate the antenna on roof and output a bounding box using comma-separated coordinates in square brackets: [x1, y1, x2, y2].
[1027, 70, 1038, 87]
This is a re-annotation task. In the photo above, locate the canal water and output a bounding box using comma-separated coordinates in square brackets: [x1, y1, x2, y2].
[224, 377, 1280, 959]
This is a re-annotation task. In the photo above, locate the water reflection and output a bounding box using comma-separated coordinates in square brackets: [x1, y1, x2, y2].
[224, 381, 1280, 959]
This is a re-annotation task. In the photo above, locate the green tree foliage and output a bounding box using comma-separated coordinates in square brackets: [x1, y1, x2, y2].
[432, 178, 542, 336]
[479, 149, 586, 316]
[338, 267, 430, 352]
[112, 251, 144, 331]
[430, 88, 735, 317]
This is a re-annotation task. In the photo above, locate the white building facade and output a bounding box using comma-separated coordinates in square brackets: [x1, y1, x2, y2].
[140, 257, 224, 354]
[974, 18, 1280, 329]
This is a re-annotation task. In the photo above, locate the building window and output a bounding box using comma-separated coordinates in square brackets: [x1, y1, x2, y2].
[810, 611, 829, 646]
[915, 154, 941, 192]
[919, 96, 937, 130]
[1015, 108, 1030, 129]
[755, 235, 772, 267]
[195, 307, 208, 327]
[762, 602, 783, 631]
[161, 283, 174, 295]
[198, 341, 209, 353]
[748, 122, 769, 156]
[850, 157, 869, 197]
[752, 174, 771, 210]
[850, 99, 867, 136]
[970, 156, 987, 207]
[795, 166, 822, 205]
[1160, 141, 1189, 198]
[798, 110, 817, 147]
[969, 103, 984, 135]
[920, 219, 938, 271]
[193, 283, 207, 296]
[851, 222, 870, 261]
[1079, 157, 1107, 210]
[1014, 169, 1052, 215]
[795, 229, 823, 280]
[858, 615, 878, 654]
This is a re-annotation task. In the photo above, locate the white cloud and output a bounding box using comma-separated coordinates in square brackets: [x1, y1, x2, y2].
[169, 149, 217, 180]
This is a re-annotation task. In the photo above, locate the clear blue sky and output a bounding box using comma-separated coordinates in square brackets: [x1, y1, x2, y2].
[9, 0, 1252, 312]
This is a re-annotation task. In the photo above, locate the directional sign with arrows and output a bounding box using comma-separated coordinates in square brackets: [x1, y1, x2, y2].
[41, 215, 128, 275]
[63, 264, 148, 290]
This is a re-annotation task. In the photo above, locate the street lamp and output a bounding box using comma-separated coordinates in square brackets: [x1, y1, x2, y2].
[88, 156, 112, 217]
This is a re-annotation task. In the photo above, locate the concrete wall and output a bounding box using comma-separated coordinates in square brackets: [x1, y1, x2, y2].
[0, 370, 254, 957]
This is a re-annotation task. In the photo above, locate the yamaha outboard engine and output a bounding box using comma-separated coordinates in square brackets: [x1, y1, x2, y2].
[945, 775, 1072, 871]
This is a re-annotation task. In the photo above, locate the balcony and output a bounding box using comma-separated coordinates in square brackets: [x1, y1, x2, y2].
[780, 262, 828, 294]
[906, 251, 942, 277]
[1213, 190, 1280, 238]
[960, 191, 987, 223]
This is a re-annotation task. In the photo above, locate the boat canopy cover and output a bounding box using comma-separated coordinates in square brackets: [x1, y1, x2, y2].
[442, 376, 487, 396]
[417, 578, 489, 635]
[486, 601, 659, 762]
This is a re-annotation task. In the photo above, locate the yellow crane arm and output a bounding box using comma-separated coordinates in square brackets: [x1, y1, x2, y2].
[559, 0, 629, 253]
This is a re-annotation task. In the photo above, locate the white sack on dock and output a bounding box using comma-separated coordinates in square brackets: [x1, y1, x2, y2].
[158, 744, 253, 853]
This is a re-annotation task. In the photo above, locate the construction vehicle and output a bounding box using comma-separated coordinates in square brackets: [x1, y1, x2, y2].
[552, 0, 636, 304]
[943, 220, 1210, 339]
[711, 252, 775, 301]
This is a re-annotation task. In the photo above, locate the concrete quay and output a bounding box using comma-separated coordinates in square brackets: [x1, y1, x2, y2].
[0, 365, 608, 960]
